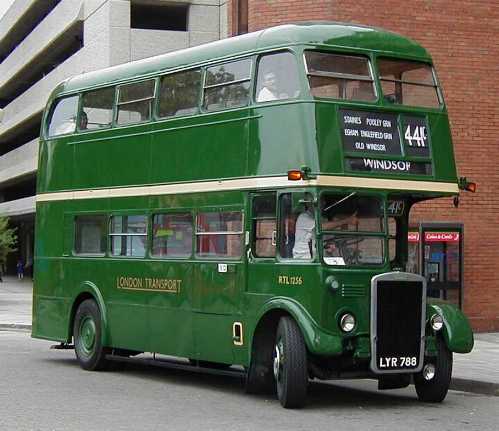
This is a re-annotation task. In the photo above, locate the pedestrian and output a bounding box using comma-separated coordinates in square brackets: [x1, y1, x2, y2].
[16, 259, 24, 280]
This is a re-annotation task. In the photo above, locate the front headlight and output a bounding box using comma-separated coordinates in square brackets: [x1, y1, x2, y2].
[339, 313, 356, 332]
[430, 313, 444, 331]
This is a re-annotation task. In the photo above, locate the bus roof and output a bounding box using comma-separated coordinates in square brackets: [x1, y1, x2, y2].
[55, 22, 431, 95]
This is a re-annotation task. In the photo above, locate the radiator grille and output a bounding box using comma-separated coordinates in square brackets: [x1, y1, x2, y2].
[373, 279, 424, 373]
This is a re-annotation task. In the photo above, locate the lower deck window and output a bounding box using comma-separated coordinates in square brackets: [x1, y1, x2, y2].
[196, 211, 243, 258]
[110, 215, 147, 257]
[74, 215, 107, 255]
[152, 213, 193, 258]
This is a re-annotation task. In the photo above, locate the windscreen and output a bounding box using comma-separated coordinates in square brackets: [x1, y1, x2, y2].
[320, 193, 384, 266]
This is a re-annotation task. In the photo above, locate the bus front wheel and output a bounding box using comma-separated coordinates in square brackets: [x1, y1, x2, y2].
[73, 299, 110, 371]
[414, 337, 453, 402]
[273, 316, 308, 408]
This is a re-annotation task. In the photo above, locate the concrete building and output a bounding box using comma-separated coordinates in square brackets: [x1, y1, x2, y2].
[0, 0, 228, 275]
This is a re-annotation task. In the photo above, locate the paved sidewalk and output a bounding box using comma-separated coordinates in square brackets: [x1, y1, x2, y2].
[0, 276, 497, 396]
[0, 275, 32, 330]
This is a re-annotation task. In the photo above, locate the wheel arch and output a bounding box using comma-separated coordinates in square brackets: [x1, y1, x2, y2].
[250, 297, 342, 360]
[68, 281, 109, 346]
[428, 303, 474, 353]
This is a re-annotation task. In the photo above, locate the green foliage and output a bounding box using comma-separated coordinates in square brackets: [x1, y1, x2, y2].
[0, 217, 17, 265]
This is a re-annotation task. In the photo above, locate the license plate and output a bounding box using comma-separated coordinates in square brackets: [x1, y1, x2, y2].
[378, 356, 418, 370]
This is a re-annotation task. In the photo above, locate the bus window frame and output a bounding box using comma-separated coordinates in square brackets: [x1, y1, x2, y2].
[115, 78, 157, 126]
[250, 192, 277, 261]
[45, 94, 81, 138]
[155, 67, 203, 121]
[254, 49, 302, 105]
[376, 56, 443, 109]
[275, 189, 318, 263]
[318, 190, 388, 268]
[77, 85, 117, 134]
[201, 56, 254, 113]
[303, 49, 379, 104]
[72, 212, 109, 258]
[195, 207, 245, 260]
[108, 212, 149, 259]
[150, 209, 195, 260]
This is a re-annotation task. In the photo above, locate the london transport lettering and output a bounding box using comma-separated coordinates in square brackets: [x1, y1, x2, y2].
[116, 276, 182, 293]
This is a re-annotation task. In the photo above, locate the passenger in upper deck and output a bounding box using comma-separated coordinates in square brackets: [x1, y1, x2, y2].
[257, 71, 279, 102]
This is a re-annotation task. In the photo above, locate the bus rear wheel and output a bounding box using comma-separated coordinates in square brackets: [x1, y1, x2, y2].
[73, 299, 110, 371]
[414, 337, 453, 402]
[273, 316, 308, 408]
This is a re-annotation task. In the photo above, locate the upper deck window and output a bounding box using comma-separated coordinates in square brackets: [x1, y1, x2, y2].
[203, 59, 252, 111]
[80, 86, 115, 131]
[256, 52, 300, 102]
[47, 95, 79, 137]
[158, 69, 201, 118]
[117, 79, 155, 125]
[305, 52, 376, 102]
[378, 59, 440, 108]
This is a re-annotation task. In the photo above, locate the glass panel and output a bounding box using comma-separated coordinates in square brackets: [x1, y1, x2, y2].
[205, 59, 251, 86]
[111, 235, 147, 257]
[320, 194, 383, 232]
[196, 234, 242, 258]
[111, 215, 147, 234]
[279, 192, 316, 260]
[256, 52, 300, 102]
[197, 211, 243, 233]
[306, 52, 372, 76]
[158, 69, 201, 118]
[407, 232, 420, 273]
[117, 100, 152, 125]
[81, 87, 115, 130]
[196, 211, 243, 258]
[378, 59, 440, 108]
[203, 81, 251, 111]
[47, 96, 79, 137]
[75, 215, 106, 254]
[323, 234, 384, 266]
[152, 213, 193, 258]
[309, 76, 375, 101]
[305, 52, 375, 101]
[252, 194, 276, 258]
[118, 80, 155, 103]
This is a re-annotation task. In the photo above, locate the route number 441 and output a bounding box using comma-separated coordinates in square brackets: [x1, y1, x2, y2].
[405, 125, 427, 147]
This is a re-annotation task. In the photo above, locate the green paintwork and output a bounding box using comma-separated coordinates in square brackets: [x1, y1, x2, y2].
[428, 303, 474, 353]
[32, 23, 472, 377]
[255, 296, 343, 356]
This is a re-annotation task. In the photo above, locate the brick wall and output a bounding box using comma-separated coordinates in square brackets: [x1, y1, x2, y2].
[231, 0, 499, 331]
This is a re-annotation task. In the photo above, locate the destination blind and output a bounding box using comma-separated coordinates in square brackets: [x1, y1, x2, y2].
[340, 109, 401, 155]
[339, 109, 432, 176]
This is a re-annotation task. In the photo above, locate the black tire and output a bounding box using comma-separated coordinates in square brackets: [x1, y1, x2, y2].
[73, 299, 110, 371]
[273, 316, 308, 408]
[414, 337, 453, 402]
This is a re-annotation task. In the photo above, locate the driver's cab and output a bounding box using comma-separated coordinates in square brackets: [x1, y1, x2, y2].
[251, 189, 403, 269]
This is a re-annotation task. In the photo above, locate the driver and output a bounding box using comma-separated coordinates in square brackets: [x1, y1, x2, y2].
[292, 205, 358, 260]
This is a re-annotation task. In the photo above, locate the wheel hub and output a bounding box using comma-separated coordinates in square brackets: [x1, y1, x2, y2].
[79, 316, 96, 355]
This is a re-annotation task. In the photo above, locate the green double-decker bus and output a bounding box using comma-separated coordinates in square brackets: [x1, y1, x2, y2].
[33, 22, 474, 408]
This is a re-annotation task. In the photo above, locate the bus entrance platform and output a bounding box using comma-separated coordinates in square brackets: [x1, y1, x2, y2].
[1, 275, 497, 397]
